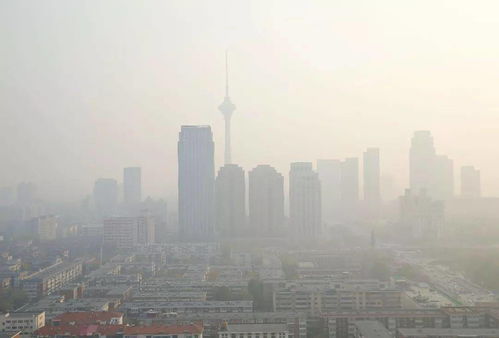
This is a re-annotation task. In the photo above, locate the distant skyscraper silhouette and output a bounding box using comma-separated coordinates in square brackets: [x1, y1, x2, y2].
[249, 165, 284, 236]
[340, 157, 360, 222]
[93, 178, 118, 217]
[123, 167, 142, 206]
[215, 164, 246, 237]
[16, 182, 37, 206]
[317, 159, 342, 226]
[218, 51, 236, 165]
[461, 166, 481, 198]
[178, 125, 215, 240]
[434, 155, 454, 200]
[289, 162, 321, 239]
[363, 148, 381, 203]
[410, 131, 436, 196]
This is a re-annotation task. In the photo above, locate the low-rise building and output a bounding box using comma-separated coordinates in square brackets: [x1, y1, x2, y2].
[219, 324, 288, 338]
[123, 323, 203, 338]
[0, 312, 45, 337]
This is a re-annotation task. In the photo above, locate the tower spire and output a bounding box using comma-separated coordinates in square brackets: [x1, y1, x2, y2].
[225, 49, 229, 97]
[218, 49, 236, 165]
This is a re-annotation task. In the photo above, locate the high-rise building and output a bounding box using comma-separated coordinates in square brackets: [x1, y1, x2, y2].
[461, 166, 481, 198]
[93, 178, 118, 217]
[30, 215, 58, 241]
[178, 125, 215, 240]
[215, 164, 246, 237]
[434, 155, 454, 200]
[289, 162, 321, 239]
[340, 157, 359, 222]
[363, 148, 381, 203]
[218, 51, 236, 165]
[103, 215, 155, 248]
[248, 165, 284, 236]
[410, 131, 436, 196]
[317, 159, 342, 226]
[399, 189, 444, 241]
[123, 167, 142, 206]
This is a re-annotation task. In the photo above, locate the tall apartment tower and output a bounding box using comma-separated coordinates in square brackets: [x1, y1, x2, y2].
[178, 125, 215, 240]
[93, 178, 119, 217]
[123, 167, 141, 205]
[461, 166, 481, 198]
[363, 148, 381, 203]
[410, 131, 436, 196]
[317, 159, 342, 226]
[289, 162, 321, 239]
[340, 157, 359, 221]
[434, 155, 454, 200]
[248, 165, 284, 236]
[215, 164, 246, 237]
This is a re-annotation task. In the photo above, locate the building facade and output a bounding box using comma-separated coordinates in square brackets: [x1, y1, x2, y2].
[178, 126, 215, 241]
[215, 164, 246, 237]
[248, 165, 284, 236]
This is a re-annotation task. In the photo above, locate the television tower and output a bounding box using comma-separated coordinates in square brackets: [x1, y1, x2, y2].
[218, 50, 236, 164]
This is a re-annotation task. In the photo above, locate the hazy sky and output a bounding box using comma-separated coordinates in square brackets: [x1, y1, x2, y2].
[2, 0, 499, 203]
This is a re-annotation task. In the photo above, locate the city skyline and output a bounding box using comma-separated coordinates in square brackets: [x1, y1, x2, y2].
[3, 1, 499, 202]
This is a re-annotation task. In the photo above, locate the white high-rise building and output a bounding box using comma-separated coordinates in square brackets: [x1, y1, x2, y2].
[123, 167, 141, 206]
[289, 162, 321, 239]
[178, 125, 215, 240]
[103, 215, 155, 248]
[340, 157, 359, 222]
[248, 165, 284, 236]
[461, 166, 481, 198]
[317, 159, 342, 226]
[410, 131, 436, 196]
[215, 164, 246, 237]
[434, 155, 454, 200]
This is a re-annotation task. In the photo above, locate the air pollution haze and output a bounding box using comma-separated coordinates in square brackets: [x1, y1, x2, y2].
[1, 0, 499, 204]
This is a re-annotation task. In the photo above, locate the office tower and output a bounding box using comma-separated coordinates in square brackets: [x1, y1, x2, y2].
[93, 178, 118, 217]
[178, 125, 215, 240]
[16, 182, 36, 206]
[248, 165, 285, 236]
[317, 159, 342, 226]
[434, 155, 454, 200]
[30, 215, 58, 241]
[137, 212, 156, 244]
[289, 162, 321, 239]
[215, 164, 245, 237]
[103, 217, 138, 249]
[461, 166, 481, 198]
[363, 148, 381, 203]
[340, 157, 359, 221]
[409, 130, 436, 196]
[123, 167, 141, 205]
[218, 51, 236, 164]
[399, 189, 444, 241]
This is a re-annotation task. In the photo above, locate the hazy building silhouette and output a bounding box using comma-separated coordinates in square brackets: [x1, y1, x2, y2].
[289, 162, 321, 239]
[363, 148, 381, 203]
[218, 51, 236, 165]
[340, 157, 360, 222]
[410, 131, 436, 196]
[16, 182, 36, 206]
[178, 125, 215, 240]
[434, 155, 454, 200]
[248, 165, 284, 236]
[317, 159, 342, 226]
[461, 166, 481, 198]
[123, 167, 142, 206]
[103, 215, 154, 248]
[399, 189, 444, 241]
[93, 178, 118, 217]
[215, 164, 245, 237]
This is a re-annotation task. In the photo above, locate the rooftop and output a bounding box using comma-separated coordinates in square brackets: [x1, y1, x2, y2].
[124, 324, 203, 335]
